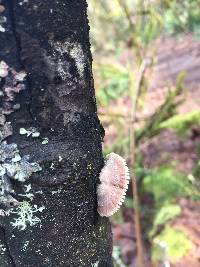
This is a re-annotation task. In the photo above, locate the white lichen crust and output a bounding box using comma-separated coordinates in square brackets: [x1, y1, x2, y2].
[97, 152, 130, 217]
[0, 60, 43, 223]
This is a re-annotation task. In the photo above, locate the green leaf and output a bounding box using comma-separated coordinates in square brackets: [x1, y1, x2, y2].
[150, 204, 181, 237]
[159, 110, 200, 135]
[152, 226, 193, 262]
[143, 166, 193, 206]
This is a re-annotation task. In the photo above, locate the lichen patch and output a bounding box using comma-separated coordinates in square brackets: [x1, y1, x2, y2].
[0, 61, 42, 225]
[10, 201, 45, 230]
[53, 40, 86, 79]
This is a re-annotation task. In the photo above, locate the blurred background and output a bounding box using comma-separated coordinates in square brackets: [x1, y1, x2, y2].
[88, 1, 200, 267]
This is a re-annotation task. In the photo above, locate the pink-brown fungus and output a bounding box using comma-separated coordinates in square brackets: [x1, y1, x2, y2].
[97, 152, 130, 217]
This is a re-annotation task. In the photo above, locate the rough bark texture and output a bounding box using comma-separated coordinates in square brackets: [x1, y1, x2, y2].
[0, 0, 113, 266]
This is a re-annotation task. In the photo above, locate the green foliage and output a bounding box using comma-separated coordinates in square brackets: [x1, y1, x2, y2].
[159, 110, 200, 136]
[88, 0, 166, 65]
[88, 2, 200, 265]
[89, 0, 200, 56]
[193, 144, 200, 179]
[150, 204, 181, 237]
[103, 126, 130, 158]
[136, 72, 186, 142]
[164, 0, 200, 36]
[88, 0, 133, 54]
[111, 209, 124, 224]
[154, 204, 181, 227]
[139, 5, 163, 46]
[124, 197, 133, 208]
[143, 166, 192, 206]
[193, 160, 200, 179]
[152, 226, 193, 262]
[89, 2, 200, 266]
[95, 63, 129, 106]
[113, 246, 127, 267]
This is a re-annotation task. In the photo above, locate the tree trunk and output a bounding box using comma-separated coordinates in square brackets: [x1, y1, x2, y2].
[0, 0, 113, 266]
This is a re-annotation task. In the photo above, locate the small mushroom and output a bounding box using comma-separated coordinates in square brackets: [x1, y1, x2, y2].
[97, 152, 130, 217]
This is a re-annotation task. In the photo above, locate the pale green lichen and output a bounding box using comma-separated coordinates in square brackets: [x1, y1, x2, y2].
[19, 128, 28, 135]
[0, 141, 18, 161]
[50, 162, 55, 170]
[19, 0, 29, 6]
[0, 243, 6, 255]
[32, 132, 40, 137]
[92, 261, 99, 267]
[0, 122, 13, 142]
[41, 137, 49, 145]
[0, 141, 41, 209]
[58, 155, 63, 162]
[0, 61, 43, 227]
[22, 240, 30, 251]
[51, 188, 62, 195]
[11, 201, 45, 230]
[19, 127, 40, 138]
[12, 153, 22, 162]
[13, 160, 41, 182]
[24, 184, 32, 192]
[2, 158, 41, 182]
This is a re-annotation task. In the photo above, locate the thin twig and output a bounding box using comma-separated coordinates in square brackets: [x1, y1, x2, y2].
[117, 0, 134, 29]
[129, 59, 150, 267]
[99, 110, 153, 120]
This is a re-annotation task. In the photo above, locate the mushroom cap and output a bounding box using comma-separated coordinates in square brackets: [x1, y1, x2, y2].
[97, 152, 130, 217]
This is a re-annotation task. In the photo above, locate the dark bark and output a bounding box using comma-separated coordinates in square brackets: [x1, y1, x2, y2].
[0, 0, 113, 266]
